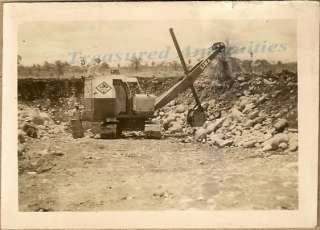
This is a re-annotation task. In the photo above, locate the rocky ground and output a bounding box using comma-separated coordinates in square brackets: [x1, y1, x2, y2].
[18, 69, 298, 211]
[19, 136, 297, 211]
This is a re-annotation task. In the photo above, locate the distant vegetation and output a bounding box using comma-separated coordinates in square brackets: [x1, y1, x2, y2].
[18, 55, 297, 79]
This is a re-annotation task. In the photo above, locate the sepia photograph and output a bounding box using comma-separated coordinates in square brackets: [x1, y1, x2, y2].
[17, 19, 298, 211]
[1, 2, 318, 229]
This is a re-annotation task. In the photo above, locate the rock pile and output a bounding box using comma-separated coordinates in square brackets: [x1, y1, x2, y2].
[18, 103, 72, 174]
[155, 70, 298, 152]
[18, 104, 67, 142]
[18, 103, 69, 173]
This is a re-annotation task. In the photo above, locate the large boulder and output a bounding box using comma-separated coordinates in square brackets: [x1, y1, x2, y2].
[229, 107, 243, 122]
[162, 113, 177, 130]
[18, 130, 26, 144]
[194, 127, 207, 141]
[31, 109, 52, 125]
[242, 140, 257, 148]
[243, 119, 255, 129]
[209, 134, 233, 147]
[168, 122, 183, 133]
[18, 144, 26, 156]
[262, 133, 289, 151]
[288, 133, 298, 151]
[253, 116, 266, 125]
[168, 100, 176, 107]
[258, 94, 268, 104]
[22, 122, 38, 138]
[279, 142, 288, 149]
[208, 99, 216, 108]
[273, 118, 288, 132]
[206, 117, 226, 134]
[248, 110, 259, 120]
[238, 96, 252, 111]
[242, 103, 256, 114]
[175, 104, 186, 113]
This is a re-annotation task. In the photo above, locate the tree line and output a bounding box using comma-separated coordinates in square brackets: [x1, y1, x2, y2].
[17, 54, 297, 79]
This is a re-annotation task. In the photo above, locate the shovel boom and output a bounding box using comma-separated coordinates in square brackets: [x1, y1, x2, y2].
[154, 29, 225, 110]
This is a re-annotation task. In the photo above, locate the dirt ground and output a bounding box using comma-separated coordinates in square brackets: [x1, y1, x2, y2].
[19, 134, 298, 211]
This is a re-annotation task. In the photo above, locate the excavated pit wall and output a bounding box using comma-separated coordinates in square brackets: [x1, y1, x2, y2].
[18, 78, 85, 102]
[18, 77, 180, 106]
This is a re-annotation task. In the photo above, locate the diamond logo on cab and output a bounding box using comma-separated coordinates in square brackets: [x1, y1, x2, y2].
[96, 81, 112, 94]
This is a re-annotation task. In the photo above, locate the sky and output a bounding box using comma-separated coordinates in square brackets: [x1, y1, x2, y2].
[18, 20, 297, 66]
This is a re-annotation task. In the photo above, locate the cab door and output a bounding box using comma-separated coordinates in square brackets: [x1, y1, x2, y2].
[113, 79, 127, 115]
